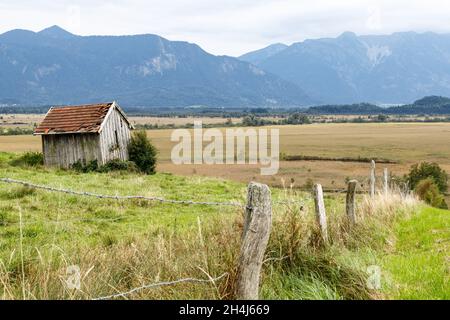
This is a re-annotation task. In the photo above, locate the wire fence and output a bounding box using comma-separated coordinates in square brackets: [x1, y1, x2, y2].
[0, 177, 245, 207]
[1, 175, 389, 232]
[0, 161, 405, 299]
[0, 177, 309, 212]
[0, 177, 317, 300]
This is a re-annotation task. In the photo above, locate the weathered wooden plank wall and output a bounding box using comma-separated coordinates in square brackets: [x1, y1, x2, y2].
[43, 133, 101, 168]
[99, 109, 131, 164]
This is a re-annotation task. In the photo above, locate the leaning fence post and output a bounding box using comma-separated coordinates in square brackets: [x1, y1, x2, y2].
[313, 184, 328, 243]
[383, 168, 389, 195]
[346, 180, 358, 225]
[236, 182, 272, 300]
[370, 160, 376, 198]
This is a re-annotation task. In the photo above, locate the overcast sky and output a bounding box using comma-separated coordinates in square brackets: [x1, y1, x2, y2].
[1, 0, 450, 56]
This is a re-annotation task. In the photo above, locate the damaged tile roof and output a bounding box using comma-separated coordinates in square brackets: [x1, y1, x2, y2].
[34, 103, 114, 135]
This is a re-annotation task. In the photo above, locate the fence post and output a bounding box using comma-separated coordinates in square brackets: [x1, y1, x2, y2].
[236, 182, 272, 300]
[370, 160, 376, 198]
[313, 184, 328, 243]
[383, 168, 389, 195]
[346, 180, 358, 225]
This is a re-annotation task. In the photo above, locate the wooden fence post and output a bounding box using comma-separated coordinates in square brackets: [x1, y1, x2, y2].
[383, 168, 389, 195]
[370, 160, 376, 198]
[346, 180, 358, 225]
[236, 182, 272, 300]
[313, 184, 328, 243]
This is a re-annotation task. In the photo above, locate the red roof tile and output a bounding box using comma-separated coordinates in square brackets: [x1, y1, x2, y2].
[34, 103, 114, 134]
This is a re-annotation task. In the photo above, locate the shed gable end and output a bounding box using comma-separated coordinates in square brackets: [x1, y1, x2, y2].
[98, 106, 132, 164]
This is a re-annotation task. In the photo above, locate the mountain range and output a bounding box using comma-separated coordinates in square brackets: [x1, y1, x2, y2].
[240, 31, 450, 105]
[2, 26, 450, 107]
[305, 96, 450, 115]
[0, 26, 311, 107]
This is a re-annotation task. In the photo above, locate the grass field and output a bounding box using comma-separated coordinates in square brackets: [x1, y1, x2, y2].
[2, 151, 444, 300]
[382, 206, 449, 299]
[2, 122, 450, 193]
[1, 118, 448, 300]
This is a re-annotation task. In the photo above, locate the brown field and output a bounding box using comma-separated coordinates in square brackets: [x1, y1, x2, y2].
[129, 116, 242, 125]
[3, 113, 448, 129]
[0, 114, 44, 128]
[1, 122, 450, 193]
[0, 114, 243, 128]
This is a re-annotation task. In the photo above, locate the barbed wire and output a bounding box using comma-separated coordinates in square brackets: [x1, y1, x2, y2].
[0, 177, 312, 210]
[93, 273, 228, 300]
[0, 177, 244, 208]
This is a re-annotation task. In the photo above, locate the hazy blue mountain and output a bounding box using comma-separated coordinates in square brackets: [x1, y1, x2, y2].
[0, 26, 312, 107]
[303, 95, 450, 115]
[239, 43, 288, 65]
[242, 32, 450, 104]
[38, 25, 77, 39]
[386, 96, 450, 114]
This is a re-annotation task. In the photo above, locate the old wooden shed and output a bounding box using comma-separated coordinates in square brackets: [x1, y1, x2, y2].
[34, 102, 133, 168]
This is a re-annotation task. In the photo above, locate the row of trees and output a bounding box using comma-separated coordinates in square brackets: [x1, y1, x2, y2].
[242, 113, 311, 126]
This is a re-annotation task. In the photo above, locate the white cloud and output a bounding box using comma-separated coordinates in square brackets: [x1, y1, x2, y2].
[1, 0, 450, 56]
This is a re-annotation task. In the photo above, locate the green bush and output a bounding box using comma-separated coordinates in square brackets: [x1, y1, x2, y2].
[414, 178, 448, 209]
[406, 162, 448, 193]
[10, 152, 44, 167]
[128, 130, 158, 174]
[71, 160, 99, 173]
[99, 159, 138, 173]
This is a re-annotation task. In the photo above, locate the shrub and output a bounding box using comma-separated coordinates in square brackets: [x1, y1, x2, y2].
[414, 178, 448, 209]
[71, 160, 84, 172]
[10, 152, 43, 167]
[99, 159, 138, 173]
[406, 162, 448, 193]
[71, 160, 99, 173]
[128, 131, 158, 174]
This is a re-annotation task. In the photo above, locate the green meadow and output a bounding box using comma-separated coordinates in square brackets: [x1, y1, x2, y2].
[0, 152, 447, 300]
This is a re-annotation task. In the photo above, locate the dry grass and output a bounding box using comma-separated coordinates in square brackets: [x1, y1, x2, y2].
[0, 213, 241, 300]
[130, 116, 242, 126]
[0, 155, 421, 299]
[261, 188, 420, 300]
[2, 122, 450, 188]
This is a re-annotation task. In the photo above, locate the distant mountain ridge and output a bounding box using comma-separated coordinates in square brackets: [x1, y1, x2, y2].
[0, 26, 312, 107]
[305, 96, 450, 115]
[240, 31, 450, 105]
[3, 26, 450, 108]
[239, 43, 288, 65]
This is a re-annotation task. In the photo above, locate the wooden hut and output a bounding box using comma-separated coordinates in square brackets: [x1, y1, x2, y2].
[34, 102, 133, 168]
